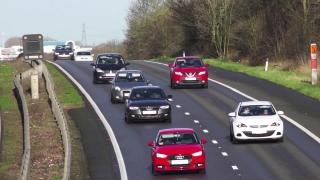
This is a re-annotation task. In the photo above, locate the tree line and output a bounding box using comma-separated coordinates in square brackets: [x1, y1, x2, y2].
[121, 0, 320, 65]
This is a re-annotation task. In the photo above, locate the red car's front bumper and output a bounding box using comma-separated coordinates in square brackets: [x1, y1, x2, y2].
[152, 155, 205, 172]
[171, 73, 208, 86]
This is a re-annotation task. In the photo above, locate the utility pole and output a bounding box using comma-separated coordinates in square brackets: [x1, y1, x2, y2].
[82, 22, 87, 47]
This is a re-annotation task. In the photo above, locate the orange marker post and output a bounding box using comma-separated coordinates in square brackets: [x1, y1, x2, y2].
[311, 43, 317, 85]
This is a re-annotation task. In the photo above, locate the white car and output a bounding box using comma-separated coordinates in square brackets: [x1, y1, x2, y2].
[228, 101, 284, 144]
[74, 51, 94, 61]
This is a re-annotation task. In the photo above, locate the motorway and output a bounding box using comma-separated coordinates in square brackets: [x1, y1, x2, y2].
[51, 59, 320, 180]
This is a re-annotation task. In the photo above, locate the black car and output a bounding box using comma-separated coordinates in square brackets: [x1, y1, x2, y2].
[91, 53, 130, 84]
[124, 86, 172, 124]
[110, 70, 152, 103]
[53, 45, 75, 60]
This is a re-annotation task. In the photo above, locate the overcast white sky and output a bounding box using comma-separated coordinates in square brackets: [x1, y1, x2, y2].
[0, 0, 132, 46]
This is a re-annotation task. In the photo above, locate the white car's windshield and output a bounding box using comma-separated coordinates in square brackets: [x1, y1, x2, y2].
[157, 133, 199, 146]
[238, 105, 276, 116]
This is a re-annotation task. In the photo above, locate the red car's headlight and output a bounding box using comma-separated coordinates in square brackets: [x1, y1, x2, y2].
[198, 71, 206, 75]
[156, 153, 167, 158]
[174, 72, 183, 76]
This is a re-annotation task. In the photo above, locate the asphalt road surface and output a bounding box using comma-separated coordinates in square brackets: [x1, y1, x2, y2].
[50, 59, 320, 180]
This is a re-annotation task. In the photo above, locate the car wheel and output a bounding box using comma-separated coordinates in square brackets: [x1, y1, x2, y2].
[164, 117, 171, 123]
[125, 114, 132, 124]
[202, 82, 208, 89]
[170, 80, 176, 89]
[231, 128, 238, 144]
[152, 163, 160, 176]
[111, 94, 116, 104]
[278, 137, 284, 143]
[198, 168, 206, 174]
[93, 77, 98, 84]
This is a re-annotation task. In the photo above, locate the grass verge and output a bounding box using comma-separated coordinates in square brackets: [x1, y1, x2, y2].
[0, 60, 30, 179]
[44, 61, 88, 180]
[150, 57, 320, 101]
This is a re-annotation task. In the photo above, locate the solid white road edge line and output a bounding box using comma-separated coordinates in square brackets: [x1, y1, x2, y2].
[144, 60, 320, 144]
[45, 60, 128, 180]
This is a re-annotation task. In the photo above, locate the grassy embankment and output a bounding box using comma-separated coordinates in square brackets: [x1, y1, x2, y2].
[150, 57, 320, 101]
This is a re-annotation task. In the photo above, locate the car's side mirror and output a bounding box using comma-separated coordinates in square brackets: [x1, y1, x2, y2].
[126, 62, 130, 65]
[201, 139, 207, 144]
[148, 141, 155, 146]
[204, 63, 209, 67]
[277, 111, 284, 115]
[167, 95, 173, 98]
[90, 63, 95, 66]
[228, 112, 236, 117]
[123, 96, 128, 100]
[146, 80, 151, 84]
[168, 63, 173, 68]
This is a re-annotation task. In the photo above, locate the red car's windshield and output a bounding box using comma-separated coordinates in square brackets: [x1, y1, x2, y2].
[157, 133, 199, 146]
[175, 59, 203, 67]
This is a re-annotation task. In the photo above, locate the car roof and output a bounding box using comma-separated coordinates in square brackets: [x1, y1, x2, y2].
[132, 85, 161, 89]
[240, 101, 272, 106]
[98, 53, 122, 56]
[176, 56, 201, 59]
[159, 128, 195, 134]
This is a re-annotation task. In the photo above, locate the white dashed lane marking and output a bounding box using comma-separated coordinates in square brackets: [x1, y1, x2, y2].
[203, 129, 209, 133]
[212, 140, 218, 144]
[194, 120, 199, 123]
[185, 112, 190, 115]
[221, 152, 228, 156]
[176, 105, 181, 108]
[232, 166, 238, 170]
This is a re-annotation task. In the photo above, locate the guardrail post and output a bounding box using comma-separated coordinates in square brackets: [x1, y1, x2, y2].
[265, 58, 269, 71]
[311, 43, 317, 85]
[183, 51, 185, 57]
[31, 69, 39, 99]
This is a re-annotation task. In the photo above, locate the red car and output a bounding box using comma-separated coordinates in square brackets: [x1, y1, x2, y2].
[168, 56, 209, 89]
[148, 128, 207, 176]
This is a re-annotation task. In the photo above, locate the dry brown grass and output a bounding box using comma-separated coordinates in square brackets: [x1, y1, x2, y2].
[24, 76, 64, 179]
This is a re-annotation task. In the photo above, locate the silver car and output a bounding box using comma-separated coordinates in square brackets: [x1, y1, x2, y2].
[110, 70, 151, 103]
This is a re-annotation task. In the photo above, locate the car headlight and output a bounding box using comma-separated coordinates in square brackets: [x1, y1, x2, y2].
[235, 121, 247, 128]
[271, 120, 282, 126]
[192, 151, 202, 156]
[129, 106, 139, 110]
[96, 68, 104, 73]
[160, 105, 169, 109]
[198, 71, 206, 75]
[156, 153, 167, 158]
[69, 52, 73, 55]
[174, 72, 183, 76]
[115, 86, 121, 91]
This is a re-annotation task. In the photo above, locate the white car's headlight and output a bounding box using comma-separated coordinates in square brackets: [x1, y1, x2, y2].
[96, 68, 104, 73]
[198, 71, 206, 75]
[156, 153, 167, 158]
[69, 52, 73, 55]
[115, 86, 121, 91]
[160, 105, 169, 109]
[174, 72, 183, 75]
[235, 121, 247, 128]
[271, 120, 282, 126]
[192, 151, 202, 156]
[129, 106, 139, 110]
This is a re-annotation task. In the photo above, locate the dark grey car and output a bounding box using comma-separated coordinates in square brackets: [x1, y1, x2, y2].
[110, 70, 151, 103]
